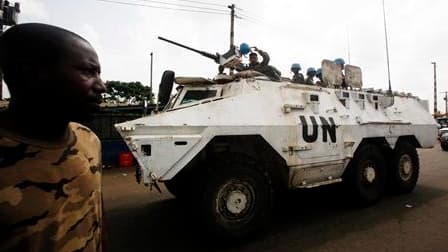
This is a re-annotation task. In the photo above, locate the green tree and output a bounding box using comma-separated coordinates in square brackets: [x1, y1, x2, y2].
[104, 81, 154, 104]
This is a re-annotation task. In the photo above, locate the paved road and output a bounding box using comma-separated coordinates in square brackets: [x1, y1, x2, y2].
[103, 145, 448, 252]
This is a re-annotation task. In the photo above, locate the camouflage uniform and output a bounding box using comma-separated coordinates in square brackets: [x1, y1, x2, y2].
[0, 122, 102, 252]
[305, 76, 315, 85]
[292, 73, 305, 84]
[236, 50, 282, 81]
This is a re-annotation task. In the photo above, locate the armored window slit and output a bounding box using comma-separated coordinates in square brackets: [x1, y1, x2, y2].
[310, 94, 319, 102]
[141, 145, 152, 156]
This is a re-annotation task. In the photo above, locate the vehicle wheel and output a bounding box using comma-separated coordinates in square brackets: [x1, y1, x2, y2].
[389, 142, 419, 193]
[442, 143, 448, 151]
[163, 170, 202, 200]
[164, 179, 184, 198]
[345, 144, 387, 205]
[202, 164, 272, 240]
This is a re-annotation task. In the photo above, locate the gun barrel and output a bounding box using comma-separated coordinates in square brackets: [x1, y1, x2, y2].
[158, 36, 218, 62]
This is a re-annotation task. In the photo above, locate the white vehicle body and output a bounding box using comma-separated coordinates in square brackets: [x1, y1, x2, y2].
[115, 64, 438, 239]
[116, 75, 437, 188]
[116, 32, 439, 239]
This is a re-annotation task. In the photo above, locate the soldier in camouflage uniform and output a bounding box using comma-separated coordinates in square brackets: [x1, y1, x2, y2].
[236, 47, 281, 81]
[315, 68, 326, 87]
[0, 23, 106, 252]
[290, 63, 305, 84]
[305, 67, 317, 85]
[334, 58, 347, 89]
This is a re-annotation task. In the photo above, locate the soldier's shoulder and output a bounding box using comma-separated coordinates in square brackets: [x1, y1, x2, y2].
[69, 122, 93, 133]
[69, 122, 100, 143]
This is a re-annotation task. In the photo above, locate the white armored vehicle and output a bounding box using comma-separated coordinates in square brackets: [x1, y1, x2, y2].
[116, 38, 438, 239]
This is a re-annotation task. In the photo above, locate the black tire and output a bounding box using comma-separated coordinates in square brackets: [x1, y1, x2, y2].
[442, 143, 448, 151]
[163, 168, 202, 200]
[389, 142, 420, 193]
[164, 179, 184, 198]
[202, 164, 272, 240]
[345, 144, 387, 205]
[158, 70, 175, 109]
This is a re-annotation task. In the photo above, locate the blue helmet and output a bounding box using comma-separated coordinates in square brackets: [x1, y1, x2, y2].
[291, 63, 301, 71]
[307, 67, 316, 75]
[334, 58, 345, 66]
[316, 68, 322, 75]
[239, 43, 251, 55]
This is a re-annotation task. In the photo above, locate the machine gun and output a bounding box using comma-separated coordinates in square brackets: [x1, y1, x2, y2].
[158, 36, 242, 69]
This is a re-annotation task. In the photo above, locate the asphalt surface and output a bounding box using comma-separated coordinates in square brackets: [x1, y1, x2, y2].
[103, 145, 448, 252]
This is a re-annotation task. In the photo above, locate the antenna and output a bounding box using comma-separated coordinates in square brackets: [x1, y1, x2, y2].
[149, 52, 153, 105]
[382, 0, 392, 95]
[346, 27, 351, 65]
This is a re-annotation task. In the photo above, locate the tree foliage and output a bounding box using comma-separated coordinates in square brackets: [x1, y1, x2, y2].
[104, 81, 154, 104]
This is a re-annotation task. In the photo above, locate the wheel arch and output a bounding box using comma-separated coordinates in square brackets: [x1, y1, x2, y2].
[357, 137, 393, 153]
[396, 135, 422, 149]
[354, 136, 421, 160]
[169, 135, 290, 194]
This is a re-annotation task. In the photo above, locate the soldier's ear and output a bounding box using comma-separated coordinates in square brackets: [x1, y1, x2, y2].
[14, 60, 54, 90]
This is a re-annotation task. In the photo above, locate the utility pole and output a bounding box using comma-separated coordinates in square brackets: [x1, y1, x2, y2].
[441, 91, 448, 117]
[228, 4, 235, 50]
[431, 62, 437, 117]
[346, 28, 351, 65]
[0, 0, 21, 100]
[149, 52, 153, 104]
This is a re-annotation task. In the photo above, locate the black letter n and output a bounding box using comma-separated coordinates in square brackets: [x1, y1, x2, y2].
[320, 117, 336, 143]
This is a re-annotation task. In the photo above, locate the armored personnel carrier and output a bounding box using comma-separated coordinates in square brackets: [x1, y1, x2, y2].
[115, 38, 438, 239]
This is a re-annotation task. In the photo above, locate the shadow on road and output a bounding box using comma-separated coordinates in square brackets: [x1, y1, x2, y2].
[106, 183, 448, 252]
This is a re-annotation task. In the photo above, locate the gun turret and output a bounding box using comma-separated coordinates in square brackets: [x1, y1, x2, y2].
[158, 36, 241, 68]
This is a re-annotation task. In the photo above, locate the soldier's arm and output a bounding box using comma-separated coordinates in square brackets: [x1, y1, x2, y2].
[258, 49, 270, 66]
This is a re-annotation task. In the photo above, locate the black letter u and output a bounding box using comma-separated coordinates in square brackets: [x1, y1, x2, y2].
[300, 116, 318, 143]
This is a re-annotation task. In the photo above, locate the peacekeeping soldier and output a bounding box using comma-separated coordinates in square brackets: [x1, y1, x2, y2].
[315, 68, 325, 86]
[236, 47, 281, 81]
[291, 63, 305, 84]
[0, 23, 106, 251]
[334, 58, 347, 88]
[334, 57, 345, 70]
[305, 67, 317, 85]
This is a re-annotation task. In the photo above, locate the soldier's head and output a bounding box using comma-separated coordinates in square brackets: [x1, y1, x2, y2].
[306, 67, 317, 77]
[291, 63, 301, 74]
[0, 23, 106, 122]
[249, 52, 258, 65]
[334, 58, 345, 70]
[316, 68, 322, 80]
